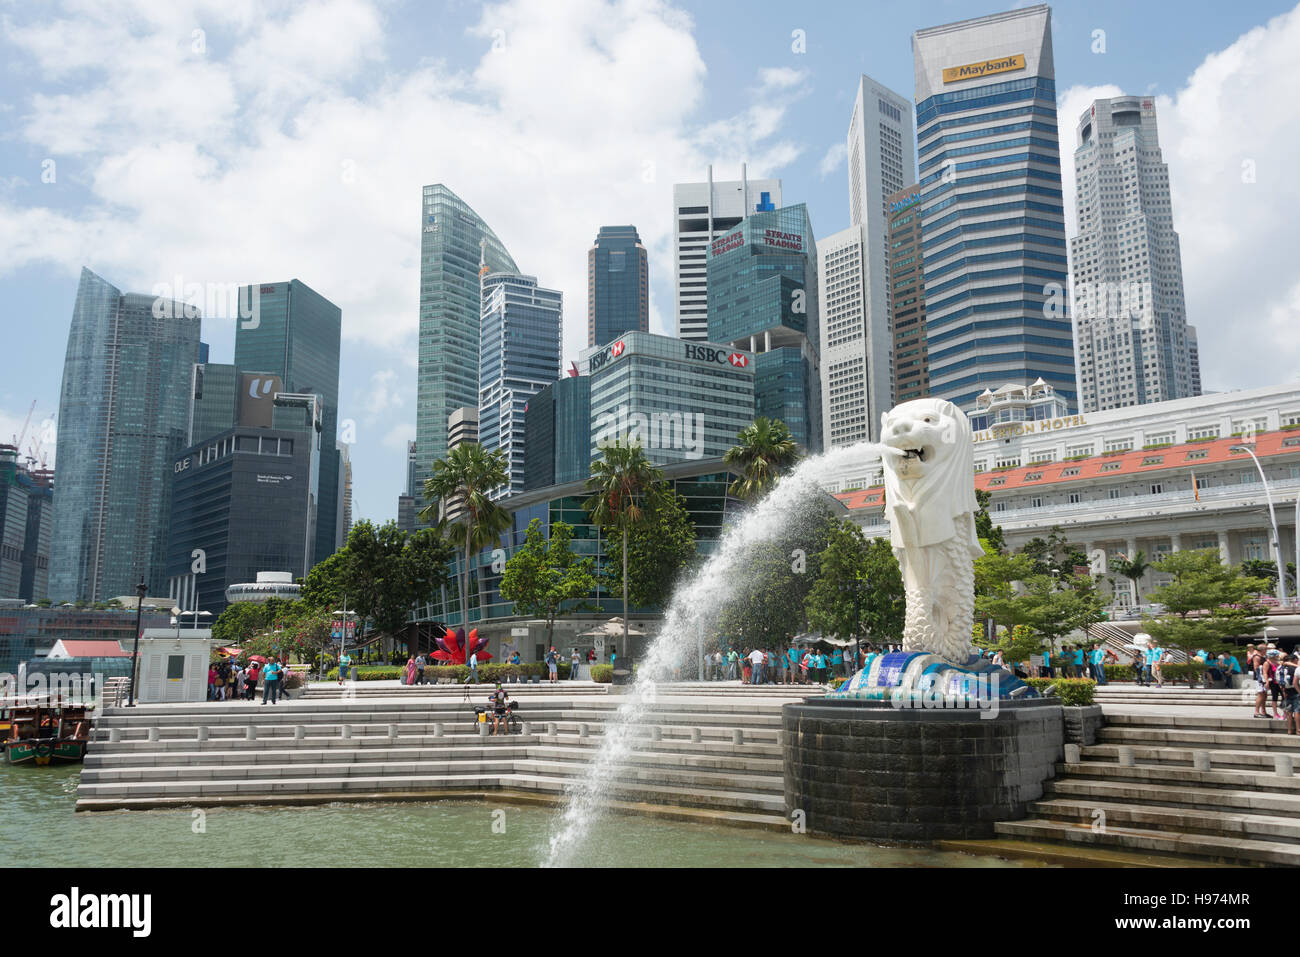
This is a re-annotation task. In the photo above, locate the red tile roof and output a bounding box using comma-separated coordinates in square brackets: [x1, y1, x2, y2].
[834, 428, 1300, 511]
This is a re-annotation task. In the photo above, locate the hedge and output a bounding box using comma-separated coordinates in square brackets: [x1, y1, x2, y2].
[590, 665, 613, 683]
[1101, 661, 1224, 684]
[1023, 677, 1096, 706]
[325, 662, 576, 683]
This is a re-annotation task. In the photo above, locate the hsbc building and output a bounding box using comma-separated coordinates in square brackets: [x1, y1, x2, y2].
[581, 331, 756, 467]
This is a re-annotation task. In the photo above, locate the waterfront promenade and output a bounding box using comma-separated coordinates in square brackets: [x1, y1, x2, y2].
[75, 680, 1300, 865]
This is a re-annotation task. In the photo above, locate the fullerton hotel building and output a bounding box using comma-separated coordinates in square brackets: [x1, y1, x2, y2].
[823, 380, 1300, 608]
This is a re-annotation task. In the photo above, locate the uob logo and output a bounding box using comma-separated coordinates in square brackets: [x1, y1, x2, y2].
[247, 378, 274, 400]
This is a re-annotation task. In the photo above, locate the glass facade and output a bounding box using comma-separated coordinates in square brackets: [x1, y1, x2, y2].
[479, 273, 563, 497]
[49, 268, 201, 601]
[888, 187, 929, 402]
[585, 332, 756, 467]
[525, 375, 591, 491]
[410, 464, 739, 628]
[0, 603, 171, 676]
[588, 225, 648, 347]
[912, 7, 1076, 411]
[234, 279, 341, 565]
[706, 205, 821, 451]
[416, 185, 518, 509]
[188, 362, 239, 445]
[165, 413, 319, 618]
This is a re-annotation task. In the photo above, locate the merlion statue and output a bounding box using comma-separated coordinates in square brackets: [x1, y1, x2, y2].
[830, 397, 1037, 702]
[879, 397, 985, 665]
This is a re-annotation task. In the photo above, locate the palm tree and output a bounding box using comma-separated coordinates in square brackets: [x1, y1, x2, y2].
[1110, 550, 1151, 608]
[723, 417, 800, 502]
[584, 440, 663, 656]
[419, 443, 511, 628]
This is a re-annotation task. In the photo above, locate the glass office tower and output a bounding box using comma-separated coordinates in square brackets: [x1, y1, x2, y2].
[478, 272, 563, 497]
[587, 225, 648, 347]
[49, 267, 201, 600]
[706, 204, 821, 452]
[233, 279, 341, 565]
[416, 185, 518, 510]
[912, 4, 1077, 411]
[524, 375, 592, 491]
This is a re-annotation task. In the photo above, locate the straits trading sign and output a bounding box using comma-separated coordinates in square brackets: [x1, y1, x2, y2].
[942, 53, 1025, 84]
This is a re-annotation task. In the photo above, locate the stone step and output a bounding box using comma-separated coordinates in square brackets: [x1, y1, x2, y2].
[84, 736, 782, 768]
[1058, 758, 1300, 795]
[993, 818, 1300, 866]
[74, 772, 787, 815]
[1087, 742, 1300, 771]
[1097, 726, 1300, 752]
[1103, 713, 1293, 733]
[1025, 797, 1300, 844]
[80, 744, 784, 783]
[1046, 776, 1300, 817]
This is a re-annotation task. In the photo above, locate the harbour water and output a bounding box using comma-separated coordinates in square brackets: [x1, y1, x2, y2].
[2, 764, 1035, 868]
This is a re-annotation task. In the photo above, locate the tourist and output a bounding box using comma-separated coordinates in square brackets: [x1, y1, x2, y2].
[489, 683, 510, 735]
[749, 647, 764, 685]
[1088, 644, 1108, 685]
[245, 661, 260, 700]
[468, 649, 479, 684]
[405, 655, 417, 686]
[1145, 640, 1165, 688]
[992, 649, 1004, 669]
[610, 646, 617, 670]
[842, 646, 853, 677]
[261, 659, 282, 705]
[766, 648, 778, 685]
[230, 663, 243, 702]
[1281, 655, 1300, 734]
[587, 648, 597, 665]
[546, 647, 559, 684]
[1266, 650, 1284, 719]
[1251, 646, 1270, 717]
[416, 653, 426, 685]
[1131, 649, 1147, 686]
[338, 650, 352, 686]
[712, 649, 722, 681]
[742, 650, 752, 685]
[571, 648, 581, 680]
[1071, 645, 1085, 679]
[726, 648, 738, 681]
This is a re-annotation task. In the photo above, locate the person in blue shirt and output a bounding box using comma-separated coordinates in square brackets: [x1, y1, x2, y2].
[787, 646, 800, 685]
[261, 659, 283, 705]
[1088, 644, 1108, 685]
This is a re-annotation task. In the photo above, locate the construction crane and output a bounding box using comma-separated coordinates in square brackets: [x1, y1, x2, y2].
[11, 399, 36, 449]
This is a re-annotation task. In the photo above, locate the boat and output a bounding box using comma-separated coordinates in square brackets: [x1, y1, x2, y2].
[3, 698, 91, 765]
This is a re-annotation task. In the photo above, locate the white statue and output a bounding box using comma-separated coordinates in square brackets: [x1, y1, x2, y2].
[880, 398, 985, 665]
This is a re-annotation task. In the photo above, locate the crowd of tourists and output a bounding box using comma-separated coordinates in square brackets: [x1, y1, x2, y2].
[206, 657, 289, 704]
[702, 644, 879, 685]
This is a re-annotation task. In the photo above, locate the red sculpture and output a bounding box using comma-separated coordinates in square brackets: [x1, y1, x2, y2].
[431, 626, 492, 664]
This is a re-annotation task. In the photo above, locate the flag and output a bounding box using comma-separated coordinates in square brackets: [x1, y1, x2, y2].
[1191, 470, 1199, 502]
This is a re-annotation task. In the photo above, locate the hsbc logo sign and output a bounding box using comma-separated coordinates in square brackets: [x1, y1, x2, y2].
[590, 340, 627, 372]
[684, 343, 751, 369]
[611, 340, 625, 357]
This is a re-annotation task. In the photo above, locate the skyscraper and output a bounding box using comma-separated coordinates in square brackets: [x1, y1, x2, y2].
[588, 226, 648, 348]
[0, 445, 51, 601]
[707, 204, 821, 452]
[49, 267, 201, 600]
[1071, 95, 1201, 412]
[524, 374, 591, 491]
[817, 225, 874, 447]
[887, 186, 929, 402]
[234, 279, 341, 566]
[416, 184, 518, 507]
[673, 166, 781, 341]
[478, 270, 562, 497]
[912, 4, 1077, 410]
[839, 74, 916, 438]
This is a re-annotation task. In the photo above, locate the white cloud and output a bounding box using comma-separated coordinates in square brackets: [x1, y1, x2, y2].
[1056, 3, 1300, 394]
[0, 0, 807, 379]
[817, 141, 846, 178]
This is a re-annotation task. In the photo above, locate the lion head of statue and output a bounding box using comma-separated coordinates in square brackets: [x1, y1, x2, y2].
[879, 398, 982, 554]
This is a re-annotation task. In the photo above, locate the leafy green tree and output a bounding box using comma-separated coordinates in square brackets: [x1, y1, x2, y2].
[500, 519, 599, 647]
[974, 488, 1005, 554]
[975, 623, 1043, 667]
[1142, 549, 1271, 660]
[211, 600, 276, 647]
[1240, 559, 1298, 595]
[805, 523, 905, 648]
[586, 440, 663, 649]
[1021, 528, 1088, 579]
[598, 484, 696, 610]
[420, 443, 512, 625]
[723, 417, 800, 502]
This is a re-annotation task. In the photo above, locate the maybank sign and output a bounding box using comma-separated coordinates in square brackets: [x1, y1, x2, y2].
[942, 53, 1025, 84]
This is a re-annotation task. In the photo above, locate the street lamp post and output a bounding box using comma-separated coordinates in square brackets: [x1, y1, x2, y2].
[127, 577, 148, 707]
[1231, 444, 1288, 605]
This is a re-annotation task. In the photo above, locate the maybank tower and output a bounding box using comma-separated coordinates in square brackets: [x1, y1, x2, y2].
[912, 4, 1077, 412]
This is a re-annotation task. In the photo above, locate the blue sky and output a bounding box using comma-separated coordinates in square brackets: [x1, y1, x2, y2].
[2, 0, 1299, 526]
